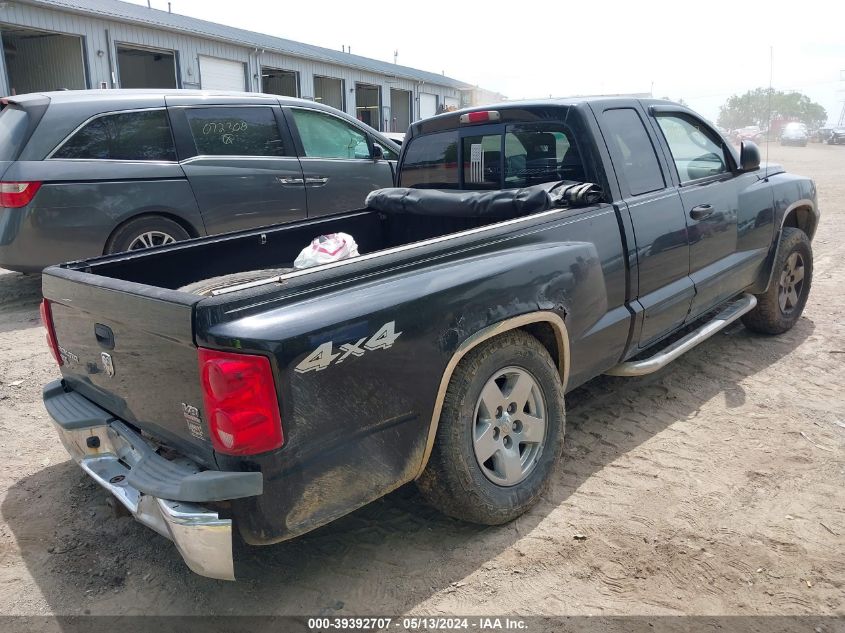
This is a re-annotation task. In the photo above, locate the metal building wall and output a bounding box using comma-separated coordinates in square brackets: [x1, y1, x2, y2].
[0, 2, 462, 126]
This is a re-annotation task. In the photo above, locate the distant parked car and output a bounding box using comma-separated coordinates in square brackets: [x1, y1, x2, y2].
[810, 127, 829, 143]
[780, 122, 809, 147]
[734, 125, 767, 144]
[0, 90, 400, 273]
[827, 127, 845, 145]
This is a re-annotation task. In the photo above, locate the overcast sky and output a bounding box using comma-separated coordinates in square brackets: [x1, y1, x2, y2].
[133, 0, 844, 125]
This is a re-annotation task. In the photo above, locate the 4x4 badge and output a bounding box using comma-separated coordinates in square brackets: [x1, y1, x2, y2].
[101, 352, 115, 377]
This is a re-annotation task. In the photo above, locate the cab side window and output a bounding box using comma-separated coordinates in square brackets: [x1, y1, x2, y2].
[52, 110, 176, 161]
[291, 109, 371, 159]
[656, 114, 729, 183]
[601, 108, 665, 196]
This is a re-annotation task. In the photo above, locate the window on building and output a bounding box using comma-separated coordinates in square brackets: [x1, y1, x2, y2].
[52, 110, 176, 161]
[291, 109, 371, 159]
[314, 76, 344, 111]
[184, 107, 286, 157]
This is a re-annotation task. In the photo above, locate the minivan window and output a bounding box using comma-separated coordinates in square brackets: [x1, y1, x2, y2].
[601, 108, 665, 196]
[399, 130, 459, 189]
[53, 110, 176, 161]
[291, 109, 371, 159]
[0, 105, 29, 162]
[374, 139, 398, 161]
[185, 107, 286, 157]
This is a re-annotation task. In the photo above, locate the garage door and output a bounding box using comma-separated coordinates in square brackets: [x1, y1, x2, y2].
[199, 56, 245, 91]
[419, 93, 437, 119]
[444, 96, 460, 110]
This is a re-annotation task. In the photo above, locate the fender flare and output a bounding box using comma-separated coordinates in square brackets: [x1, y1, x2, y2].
[414, 311, 571, 479]
[760, 198, 818, 293]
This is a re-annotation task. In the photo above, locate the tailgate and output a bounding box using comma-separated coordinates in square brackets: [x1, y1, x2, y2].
[42, 269, 215, 466]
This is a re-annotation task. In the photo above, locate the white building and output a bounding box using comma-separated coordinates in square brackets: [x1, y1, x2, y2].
[0, 0, 482, 132]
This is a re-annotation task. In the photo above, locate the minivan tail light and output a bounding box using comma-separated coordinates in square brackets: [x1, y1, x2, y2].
[40, 299, 63, 367]
[459, 111, 501, 125]
[198, 348, 284, 455]
[0, 181, 42, 208]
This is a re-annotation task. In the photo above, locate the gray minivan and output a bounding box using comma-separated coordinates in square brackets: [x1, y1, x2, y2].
[0, 90, 400, 273]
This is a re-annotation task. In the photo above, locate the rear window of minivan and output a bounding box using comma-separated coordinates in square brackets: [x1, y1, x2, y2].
[0, 105, 29, 162]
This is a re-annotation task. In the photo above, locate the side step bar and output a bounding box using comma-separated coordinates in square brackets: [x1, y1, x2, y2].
[606, 293, 758, 377]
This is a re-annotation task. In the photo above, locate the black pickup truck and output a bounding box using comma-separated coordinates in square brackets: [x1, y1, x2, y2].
[40, 97, 818, 580]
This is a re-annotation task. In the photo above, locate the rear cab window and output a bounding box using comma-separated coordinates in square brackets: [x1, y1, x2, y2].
[0, 104, 31, 162]
[399, 120, 586, 190]
[51, 109, 176, 161]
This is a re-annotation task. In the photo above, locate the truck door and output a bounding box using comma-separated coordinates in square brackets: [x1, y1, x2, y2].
[597, 105, 695, 347]
[167, 96, 307, 235]
[284, 107, 395, 217]
[648, 108, 743, 321]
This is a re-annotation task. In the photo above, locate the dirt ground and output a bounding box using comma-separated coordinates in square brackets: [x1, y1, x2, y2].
[0, 144, 842, 619]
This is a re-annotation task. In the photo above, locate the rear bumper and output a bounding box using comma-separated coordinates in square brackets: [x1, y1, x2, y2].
[43, 380, 262, 580]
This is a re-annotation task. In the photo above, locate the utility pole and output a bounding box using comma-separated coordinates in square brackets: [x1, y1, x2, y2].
[838, 70, 845, 126]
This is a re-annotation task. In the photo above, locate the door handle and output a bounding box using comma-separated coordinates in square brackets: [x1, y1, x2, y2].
[689, 204, 714, 220]
[276, 177, 304, 187]
[305, 177, 329, 186]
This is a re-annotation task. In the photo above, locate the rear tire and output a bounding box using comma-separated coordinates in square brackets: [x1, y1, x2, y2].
[416, 330, 565, 525]
[742, 227, 812, 334]
[106, 215, 191, 254]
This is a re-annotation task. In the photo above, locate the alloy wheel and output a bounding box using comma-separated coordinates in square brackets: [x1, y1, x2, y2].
[128, 231, 177, 250]
[778, 252, 805, 314]
[473, 366, 547, 487]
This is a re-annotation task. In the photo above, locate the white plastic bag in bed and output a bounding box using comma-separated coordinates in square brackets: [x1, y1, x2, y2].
[293, 233, 360, 269]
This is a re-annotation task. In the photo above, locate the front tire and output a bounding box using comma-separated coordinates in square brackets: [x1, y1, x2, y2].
[742, 227, 812, 334]
[416, 330, 565, 525]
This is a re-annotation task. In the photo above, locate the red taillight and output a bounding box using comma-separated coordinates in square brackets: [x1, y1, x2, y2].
[459, 110, 501, 125]
[0, 181, 42, 208]
[198, 348, 283, 455]
[40, 299, 63, 367]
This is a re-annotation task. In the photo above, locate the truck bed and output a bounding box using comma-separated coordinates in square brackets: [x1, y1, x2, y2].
[63, 208, 497, 292]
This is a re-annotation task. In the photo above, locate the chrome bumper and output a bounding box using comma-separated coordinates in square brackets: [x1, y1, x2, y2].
[52, 419, 236, 581]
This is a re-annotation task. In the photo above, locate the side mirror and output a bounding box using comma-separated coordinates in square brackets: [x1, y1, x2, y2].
[739, 140, 761, 171]
[372, 143, 384, 162]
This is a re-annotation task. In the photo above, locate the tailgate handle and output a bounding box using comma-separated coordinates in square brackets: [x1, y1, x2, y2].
[94, 323, 115, 350]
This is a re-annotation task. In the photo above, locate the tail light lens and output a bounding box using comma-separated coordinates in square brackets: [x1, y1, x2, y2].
[198, 348, 284, 455]
[40, 299, 63, 367]
[1, 181, 42, 208]
[459, 111, 501, 125]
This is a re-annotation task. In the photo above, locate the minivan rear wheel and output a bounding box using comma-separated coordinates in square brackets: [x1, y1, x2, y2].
[106, 215, 191, 254]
